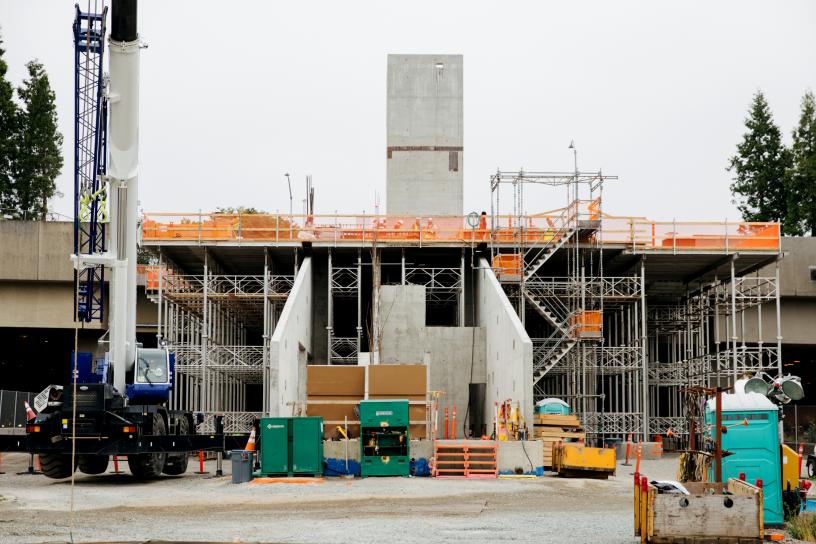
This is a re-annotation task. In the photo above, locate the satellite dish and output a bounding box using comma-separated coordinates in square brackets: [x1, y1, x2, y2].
[780, 376, 805, 401]
[744, 376, 770, 396]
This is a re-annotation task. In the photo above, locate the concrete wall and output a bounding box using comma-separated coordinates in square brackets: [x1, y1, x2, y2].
[270, 257, 312, 416]
[476, 258, 534, 432]
[386, 54, 463, 216]
[0, 221, 73, 281]
[774, 237, 816, 297]
[497, 440, 545, 475]
[740, 299, 816, 345]
[378, 284, 486, 438]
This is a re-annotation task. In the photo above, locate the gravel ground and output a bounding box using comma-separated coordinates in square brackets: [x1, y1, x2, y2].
[0, 452, 786, 543]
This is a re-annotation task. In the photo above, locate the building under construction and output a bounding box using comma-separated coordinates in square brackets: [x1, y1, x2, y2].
[126, 54, 787, 442]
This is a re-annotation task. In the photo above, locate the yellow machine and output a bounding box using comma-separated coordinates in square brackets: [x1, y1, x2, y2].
[781, 443, 800, 491]
[552, 442, 616, 479]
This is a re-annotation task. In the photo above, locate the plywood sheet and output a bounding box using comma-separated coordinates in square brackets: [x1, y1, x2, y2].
[307, 365, 365, 396]
[368, 364, 426, 396]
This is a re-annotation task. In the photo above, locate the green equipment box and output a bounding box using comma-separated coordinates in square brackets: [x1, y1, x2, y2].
[259, 416, 323, 477]
[359, 400, 410, 477]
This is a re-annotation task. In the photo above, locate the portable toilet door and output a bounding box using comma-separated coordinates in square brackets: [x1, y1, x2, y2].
[704, 407, 783, 525]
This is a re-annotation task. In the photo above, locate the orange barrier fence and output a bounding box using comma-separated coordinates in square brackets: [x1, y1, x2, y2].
[141, 206, 780, 252]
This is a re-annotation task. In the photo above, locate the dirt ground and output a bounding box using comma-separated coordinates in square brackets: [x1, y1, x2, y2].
[0, 452, 789, 543]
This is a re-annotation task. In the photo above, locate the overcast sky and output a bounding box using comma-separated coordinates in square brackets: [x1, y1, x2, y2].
[2, 1, 815, 221]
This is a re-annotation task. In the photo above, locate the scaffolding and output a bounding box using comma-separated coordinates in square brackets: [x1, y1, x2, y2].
[489, 166, 784, 444]
[146, 250, 294, 432]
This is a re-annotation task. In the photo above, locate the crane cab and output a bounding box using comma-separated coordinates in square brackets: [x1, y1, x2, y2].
[126, 347, 174, 404]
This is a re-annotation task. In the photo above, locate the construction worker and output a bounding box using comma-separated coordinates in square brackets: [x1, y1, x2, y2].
[426, 217, 438, 238]
[478, 211, 487, 240]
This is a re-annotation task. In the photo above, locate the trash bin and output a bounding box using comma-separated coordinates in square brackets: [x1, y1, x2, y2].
[231, 450, 254, 484]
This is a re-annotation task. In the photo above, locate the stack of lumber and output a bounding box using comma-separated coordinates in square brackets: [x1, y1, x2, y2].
[532, 413, 585, 468]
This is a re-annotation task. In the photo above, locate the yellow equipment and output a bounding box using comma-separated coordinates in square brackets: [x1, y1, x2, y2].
[552, 442, 616, 479]
[781, 443, 799, 492]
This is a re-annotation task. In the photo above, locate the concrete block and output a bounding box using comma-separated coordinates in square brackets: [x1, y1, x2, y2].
[498, 440, 544, 476]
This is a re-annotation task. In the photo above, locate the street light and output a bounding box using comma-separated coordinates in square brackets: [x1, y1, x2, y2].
[568, 140, 578, 202]
[284, 173, 292, 218]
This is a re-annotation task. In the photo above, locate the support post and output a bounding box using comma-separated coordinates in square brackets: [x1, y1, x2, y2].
[327, 249, 333, 365]
[459, 249, 465, 327]
[641, 260, 648, 441]
[730, 259, 738, 381]
[775, 262, 782, 376]
[202, 251, 209, 412]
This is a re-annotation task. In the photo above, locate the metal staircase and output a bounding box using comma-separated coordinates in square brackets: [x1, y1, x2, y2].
[72, 5, 109, 322]
[523, 225, 577, 282]
[533, 333, 576, 383]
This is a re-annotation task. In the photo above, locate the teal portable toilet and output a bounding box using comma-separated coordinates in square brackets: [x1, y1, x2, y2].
[535, 398, 570, 416]
[704, 389, 781, 525]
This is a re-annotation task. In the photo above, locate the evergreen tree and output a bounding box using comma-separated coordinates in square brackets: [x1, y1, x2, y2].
[0, 32, 20, 215]
[788, 90, 816, 236]
[727, 92, 794, 232]
[14, 60, 63, 220]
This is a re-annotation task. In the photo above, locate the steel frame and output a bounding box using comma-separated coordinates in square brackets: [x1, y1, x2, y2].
[151, 251, 293, 431]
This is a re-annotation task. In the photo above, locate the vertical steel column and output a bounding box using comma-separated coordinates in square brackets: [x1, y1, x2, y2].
[262, 250, 270, 414]
[730, 259, 738, 381]
[640, 260, 648, 441]
[401, 249, 406, 285]
[459, 249, 465, 327]
[202, 252, 209, 412]
[357, 250, 363, 360]
[775, 261, 782, 376]
[327, 250, 333, 365]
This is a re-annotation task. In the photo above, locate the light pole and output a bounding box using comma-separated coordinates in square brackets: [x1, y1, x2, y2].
[568, 140, 578, 202]
[284, 173, 292, 218]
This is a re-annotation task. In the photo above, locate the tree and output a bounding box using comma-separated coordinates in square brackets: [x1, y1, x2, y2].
[727, 92, 794, 233]
[0, 32, 20, 215]
[214, 206, 265, 214]
[13, 60, 63, 220]
[788, 90, 816, 236]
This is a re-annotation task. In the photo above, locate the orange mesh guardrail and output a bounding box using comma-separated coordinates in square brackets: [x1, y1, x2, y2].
[141, 207, 780, 252]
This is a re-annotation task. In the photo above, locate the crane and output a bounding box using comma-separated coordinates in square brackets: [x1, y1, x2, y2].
[7, 0, 235, 479]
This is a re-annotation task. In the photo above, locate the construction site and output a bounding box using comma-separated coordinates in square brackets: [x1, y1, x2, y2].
[1, 1, 816, 543]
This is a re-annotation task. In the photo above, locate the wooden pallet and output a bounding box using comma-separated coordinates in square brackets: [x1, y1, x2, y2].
[533, 414, 585, 469]
[432, 440, 498, 479]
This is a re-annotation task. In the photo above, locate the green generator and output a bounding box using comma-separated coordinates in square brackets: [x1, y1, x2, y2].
[259, 416, 324, 477]
[359, 399, 410, 477]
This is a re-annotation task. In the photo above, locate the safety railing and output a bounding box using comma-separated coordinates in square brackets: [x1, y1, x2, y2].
[141, 209, 780, 252]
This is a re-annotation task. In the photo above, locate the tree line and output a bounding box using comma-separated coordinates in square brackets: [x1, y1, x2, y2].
[729, 90, 816, 236]
[0, 32, 63, 220]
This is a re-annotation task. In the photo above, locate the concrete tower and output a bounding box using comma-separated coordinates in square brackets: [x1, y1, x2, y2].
[386, 54, 463, 216]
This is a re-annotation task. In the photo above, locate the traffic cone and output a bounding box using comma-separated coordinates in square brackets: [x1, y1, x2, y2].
[245, 427, 256, 452]
[23, 401, 36, 421]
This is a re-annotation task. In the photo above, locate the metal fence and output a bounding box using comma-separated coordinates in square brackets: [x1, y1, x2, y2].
[0, 390, 35, 433]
